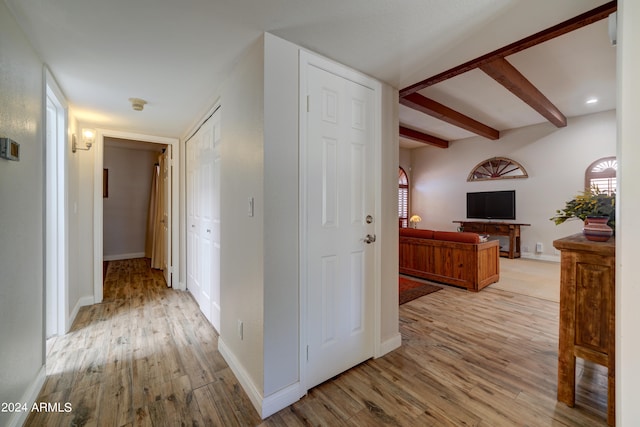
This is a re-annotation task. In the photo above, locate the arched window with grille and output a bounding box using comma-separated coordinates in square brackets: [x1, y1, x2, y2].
[585, 156, 617, 195]
[399, 167, 409, 227]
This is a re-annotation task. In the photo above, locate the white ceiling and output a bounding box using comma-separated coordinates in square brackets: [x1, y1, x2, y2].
[5, 0, 614, 142]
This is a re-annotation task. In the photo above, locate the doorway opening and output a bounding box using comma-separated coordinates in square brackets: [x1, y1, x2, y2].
[102, 138, 169, 284]
[93, 130, 180, 303]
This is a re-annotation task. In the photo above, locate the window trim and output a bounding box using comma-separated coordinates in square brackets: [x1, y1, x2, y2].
[399, 167, 409, 228]
[585, 156, 617, 195]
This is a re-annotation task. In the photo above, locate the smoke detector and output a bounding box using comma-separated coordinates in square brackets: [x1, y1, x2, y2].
[128, 98, 147, 111]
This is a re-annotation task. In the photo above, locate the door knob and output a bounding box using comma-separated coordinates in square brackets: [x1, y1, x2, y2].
[364, 234, 376, 244]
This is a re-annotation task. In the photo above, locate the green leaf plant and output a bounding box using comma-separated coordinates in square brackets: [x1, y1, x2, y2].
[550, 187, 615, 231]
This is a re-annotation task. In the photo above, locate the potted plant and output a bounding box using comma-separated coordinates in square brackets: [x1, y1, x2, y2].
[550, 188, 615, 241]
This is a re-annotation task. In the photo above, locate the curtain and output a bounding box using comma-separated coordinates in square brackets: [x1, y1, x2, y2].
[147, 153, 166, 270]
[145, 163, 158, 259]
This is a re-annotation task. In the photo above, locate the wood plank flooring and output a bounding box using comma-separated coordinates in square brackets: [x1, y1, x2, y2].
[26, 258, 608, 426]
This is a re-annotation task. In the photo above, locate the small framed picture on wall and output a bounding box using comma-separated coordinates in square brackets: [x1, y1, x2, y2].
[103, 169, 108, 198]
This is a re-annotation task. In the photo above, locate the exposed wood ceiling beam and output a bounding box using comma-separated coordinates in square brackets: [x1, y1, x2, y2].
[399, 126, 449, 149]
[479, 57, 567, 127]
[399, 1, 617, 97]
[400, 93, 500, 140]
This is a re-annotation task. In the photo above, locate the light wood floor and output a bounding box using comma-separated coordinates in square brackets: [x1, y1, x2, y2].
[490, 258, 561, 303]
[26, 258, 608, 426]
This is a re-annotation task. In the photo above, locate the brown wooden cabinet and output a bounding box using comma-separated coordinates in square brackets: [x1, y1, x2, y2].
[453, 221, 530, 258]
[399, 234, 500, 292]
[553, 233, 615, 426]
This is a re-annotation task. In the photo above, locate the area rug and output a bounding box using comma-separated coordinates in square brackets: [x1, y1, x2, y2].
[399, 276, 442, 305]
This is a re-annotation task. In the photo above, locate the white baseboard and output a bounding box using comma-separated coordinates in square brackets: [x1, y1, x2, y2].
[67, 295, 95, 333]
[103, 252, 146, 261]
[218, 338, 303, 419]
[218, 339, 264, 417]
[377, 332, 402, 357]
[261, 382, 305, 419]
[520, 252, 560, 263]
[7, 366, 46, 427]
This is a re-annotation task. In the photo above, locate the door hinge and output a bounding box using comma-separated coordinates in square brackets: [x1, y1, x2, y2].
[306, 345, 309, 361]
[306, 95, 310, 113]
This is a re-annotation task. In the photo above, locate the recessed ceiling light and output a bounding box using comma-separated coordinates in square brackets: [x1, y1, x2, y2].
[586, 98, 599, 104]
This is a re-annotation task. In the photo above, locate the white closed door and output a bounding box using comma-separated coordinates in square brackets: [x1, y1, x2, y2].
[305, 63, 375, 389]
[186, 108, 221, 331]
[187, 129, 205, 315]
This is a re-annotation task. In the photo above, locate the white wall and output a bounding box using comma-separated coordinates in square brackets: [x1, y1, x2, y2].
[618, 0, 640, 424]
[75, 123, 96, 301]
[0, 2, 45, 425]
[217, 35, 266, 396]
[410, 110, 616, 260]
[379, 84, 401, 351]
[66, 114, 94, 324]
[103, 144, 158, 259]
[399, 148, 412, 175]
[263, 33, 300, 397]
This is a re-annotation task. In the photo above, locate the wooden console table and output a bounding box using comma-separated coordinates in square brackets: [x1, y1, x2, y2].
[553, 234, 615, 426]
[453, 221, 530, 259]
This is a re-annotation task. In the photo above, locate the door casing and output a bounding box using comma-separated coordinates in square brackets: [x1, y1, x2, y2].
[45, 68, 68, 336]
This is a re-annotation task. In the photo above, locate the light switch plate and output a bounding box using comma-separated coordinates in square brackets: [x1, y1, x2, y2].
[0, 138, 20, 161]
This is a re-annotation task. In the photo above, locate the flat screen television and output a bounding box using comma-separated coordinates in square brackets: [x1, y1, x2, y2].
[466, 190, 516, 220]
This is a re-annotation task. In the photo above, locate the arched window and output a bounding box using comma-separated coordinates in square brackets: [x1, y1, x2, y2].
[585, 156, 617, 195]
[399, 167, 409, 227]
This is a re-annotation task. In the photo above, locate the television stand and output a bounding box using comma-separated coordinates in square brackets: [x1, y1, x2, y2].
[453, 221, 530, 259]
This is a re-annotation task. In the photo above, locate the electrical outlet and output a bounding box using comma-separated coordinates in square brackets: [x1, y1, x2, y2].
[536, 242, 543, 253]
[238, 320, 244, 340]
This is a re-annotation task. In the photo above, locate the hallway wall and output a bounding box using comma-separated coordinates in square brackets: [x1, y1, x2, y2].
[0, 3, 45, 425]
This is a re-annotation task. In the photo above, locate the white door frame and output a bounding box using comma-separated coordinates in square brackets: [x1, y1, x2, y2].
[93, 130, 181, 302]
[44, 68, 68, 336]
[299, 51, 383, 391]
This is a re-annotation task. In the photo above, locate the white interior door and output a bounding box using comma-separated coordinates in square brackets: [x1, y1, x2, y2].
[187, 130, 205, 314]
[186, 108, 221, 331]
[305, 64, 375, 389]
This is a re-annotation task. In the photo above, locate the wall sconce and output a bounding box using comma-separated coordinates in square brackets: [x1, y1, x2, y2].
[72, 128, 96, 153]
